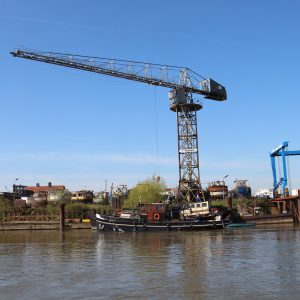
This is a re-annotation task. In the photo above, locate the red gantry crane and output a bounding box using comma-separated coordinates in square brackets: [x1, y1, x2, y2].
[11, 49, 227, 202]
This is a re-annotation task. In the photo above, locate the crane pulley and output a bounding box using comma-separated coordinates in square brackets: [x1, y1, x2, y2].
[11, 48, 227, 202]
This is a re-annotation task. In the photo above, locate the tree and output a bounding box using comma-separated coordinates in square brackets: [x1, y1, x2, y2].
[48, 189, 72, 204]
[123, 176, 166, 209]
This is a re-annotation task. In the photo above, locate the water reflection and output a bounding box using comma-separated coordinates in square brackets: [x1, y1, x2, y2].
[1, 226, 300, 299]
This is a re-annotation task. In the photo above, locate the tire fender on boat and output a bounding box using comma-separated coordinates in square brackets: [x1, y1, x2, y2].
[154, 213, 160, 221]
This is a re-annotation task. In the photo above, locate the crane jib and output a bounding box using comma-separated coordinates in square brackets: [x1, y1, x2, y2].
[10, 49, 227, 101]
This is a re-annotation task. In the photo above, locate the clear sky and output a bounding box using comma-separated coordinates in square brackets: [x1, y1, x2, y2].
[1, 0, 300, 193]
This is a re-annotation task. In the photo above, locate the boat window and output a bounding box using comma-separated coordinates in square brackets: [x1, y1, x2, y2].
[190, 204, 195, 208]
[202, 202, 207, 207]
[156, 205, 160, 211]
[196, 203, 201, 208]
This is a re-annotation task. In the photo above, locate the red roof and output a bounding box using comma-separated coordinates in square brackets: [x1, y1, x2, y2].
[25, 185, 65, 193]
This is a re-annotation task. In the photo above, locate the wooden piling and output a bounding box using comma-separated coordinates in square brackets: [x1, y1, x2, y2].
[60, 203, 65, 231]
[226, 197, 233, 210]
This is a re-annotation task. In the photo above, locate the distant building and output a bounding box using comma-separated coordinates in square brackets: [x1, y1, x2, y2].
[292, 189, 300, 196]
[207, 181, 228, 200]
[232, 179, 251, 198]
[20, 182, 66, 206]
[93, 191, 109, 204]
[25, 182, 65, 193]
[254, 188, 273, 198]
[13, 184, 33, 198]
[71, 190, 93, 204]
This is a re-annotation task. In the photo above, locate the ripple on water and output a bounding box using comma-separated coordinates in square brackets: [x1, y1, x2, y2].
[1, 227, 300, 299]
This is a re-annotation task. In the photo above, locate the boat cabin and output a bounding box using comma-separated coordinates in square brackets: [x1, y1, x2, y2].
[180, 201, 210, 218]
[139, 203, 167, 221]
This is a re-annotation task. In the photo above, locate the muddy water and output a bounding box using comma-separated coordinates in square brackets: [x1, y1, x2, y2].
[1, 226, 300, 299]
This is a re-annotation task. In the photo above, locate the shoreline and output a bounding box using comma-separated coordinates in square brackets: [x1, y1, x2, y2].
[0, 220, 91, 231]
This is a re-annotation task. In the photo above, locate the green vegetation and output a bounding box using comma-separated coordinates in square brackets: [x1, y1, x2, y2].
[232, 197, 271, 209]
[53, 189, 72, 204]
[62, 203, 111, 219]
[0, 196, 13, 221]
[123, 177, 166, 209]
[211, 197, 272, 209]
[211, 200, 225, 207]
[46, 204, 60, 218]
[0, 199, 111, 221]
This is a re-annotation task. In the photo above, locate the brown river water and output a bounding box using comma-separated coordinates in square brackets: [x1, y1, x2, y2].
[1, 225, 300, 299]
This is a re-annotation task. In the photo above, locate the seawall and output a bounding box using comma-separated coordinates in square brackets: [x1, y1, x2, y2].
[0, 221, 91, 231]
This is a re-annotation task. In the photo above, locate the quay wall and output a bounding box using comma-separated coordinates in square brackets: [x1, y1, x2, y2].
[0, 221, 91, 231]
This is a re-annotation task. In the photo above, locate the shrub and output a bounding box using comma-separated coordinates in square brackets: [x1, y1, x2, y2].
[0, 196, 13, 221]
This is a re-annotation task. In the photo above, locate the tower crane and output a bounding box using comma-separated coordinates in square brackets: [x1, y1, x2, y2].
[11, 49, 227, 202]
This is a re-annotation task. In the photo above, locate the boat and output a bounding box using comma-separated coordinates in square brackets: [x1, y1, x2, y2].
[225, 222, 256, 228]
[242, 213, 294, 225]
[93, 202, 231, 232]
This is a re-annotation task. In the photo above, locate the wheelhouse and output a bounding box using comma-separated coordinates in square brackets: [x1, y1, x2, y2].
[139, 203, 167, 221]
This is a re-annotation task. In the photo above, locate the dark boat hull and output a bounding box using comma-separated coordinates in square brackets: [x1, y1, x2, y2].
[95, 215, 229, 232]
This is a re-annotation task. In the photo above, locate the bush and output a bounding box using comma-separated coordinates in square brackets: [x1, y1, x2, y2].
[46, 204, 60, 217]
[65, 203, 90, 219]
[211, 200, 226, 207]
[0, 196, 12, 221]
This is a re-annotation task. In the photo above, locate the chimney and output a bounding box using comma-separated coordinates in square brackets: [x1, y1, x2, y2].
[36, 183, 40, 187]
[48, 182, 52, 187]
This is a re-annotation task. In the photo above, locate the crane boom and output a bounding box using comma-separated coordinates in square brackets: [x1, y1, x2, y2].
[11, 48, 227, 202]
[11, 49, 226, 101]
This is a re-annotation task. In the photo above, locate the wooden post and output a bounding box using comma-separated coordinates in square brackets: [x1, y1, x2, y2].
[226, 197, 233, 210]
[60, 203, 65, 231]
[297, 199, 300, 223]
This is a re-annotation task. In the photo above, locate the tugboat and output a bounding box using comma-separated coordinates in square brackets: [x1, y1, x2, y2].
[93, 201, 230, 232]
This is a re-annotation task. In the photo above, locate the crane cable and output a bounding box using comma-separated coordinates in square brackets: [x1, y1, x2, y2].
[154, 87, 160, 177]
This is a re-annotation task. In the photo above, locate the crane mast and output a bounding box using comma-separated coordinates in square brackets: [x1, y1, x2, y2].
[11, 49, 227, 202]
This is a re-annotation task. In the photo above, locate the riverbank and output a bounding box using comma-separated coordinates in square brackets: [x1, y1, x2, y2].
[0, 220, 91, 231]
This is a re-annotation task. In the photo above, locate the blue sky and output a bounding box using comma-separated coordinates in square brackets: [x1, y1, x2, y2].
[1, 0, 300, 193]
